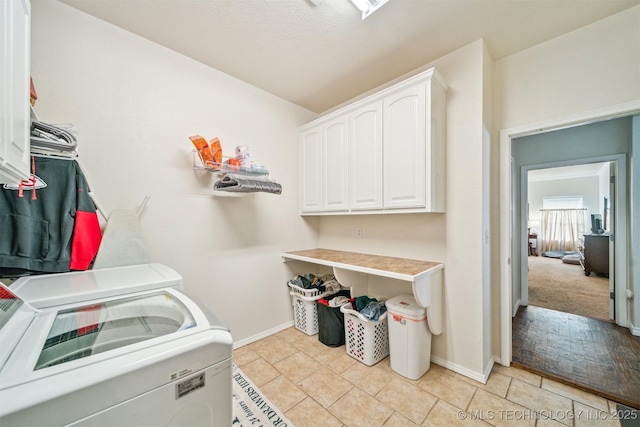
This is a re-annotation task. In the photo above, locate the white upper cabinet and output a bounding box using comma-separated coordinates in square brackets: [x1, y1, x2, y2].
[299, 115, 349, 213]
[383, 81, 426, 209]
[0, 0, 31, 184]
[299, 67, 447, 215]
[299, 126, 323, 213]
[349, 100, 383, 210]
[322, 116, 349, 212]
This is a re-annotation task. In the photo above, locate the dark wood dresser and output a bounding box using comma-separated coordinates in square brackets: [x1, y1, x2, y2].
[582, 234, 609, 276]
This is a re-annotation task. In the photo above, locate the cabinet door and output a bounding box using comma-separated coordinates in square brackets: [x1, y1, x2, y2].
[583, 234, 609, 275]
[300, 126, 322, 213]
[349, 101, 382, 210]
[383, 81, 426, 209]
[322, 117, 349, 212]
[0, 0, 31, 184]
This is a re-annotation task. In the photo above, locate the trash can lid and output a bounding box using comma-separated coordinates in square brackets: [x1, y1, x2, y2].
[386, 295, 426, 320]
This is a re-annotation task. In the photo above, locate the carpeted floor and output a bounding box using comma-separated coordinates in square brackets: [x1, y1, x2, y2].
[527, 255, 610, 321]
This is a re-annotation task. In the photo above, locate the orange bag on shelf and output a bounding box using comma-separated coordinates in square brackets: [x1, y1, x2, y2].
[210, 137, 223, 166]
[189, 135, 214, 166]
[189, 135, 208, 150]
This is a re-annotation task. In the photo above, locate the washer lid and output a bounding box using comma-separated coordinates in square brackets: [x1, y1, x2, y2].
[33, 290, 196, 370]
[10, 263, 183, 309]
[386, 295, 427, 320]
[0, 285, 27, 330]
[0, 284, 38, 371]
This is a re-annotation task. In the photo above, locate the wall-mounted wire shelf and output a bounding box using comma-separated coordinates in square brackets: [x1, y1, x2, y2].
[191, 150, 282, 195]
[192, 150, 269, 178]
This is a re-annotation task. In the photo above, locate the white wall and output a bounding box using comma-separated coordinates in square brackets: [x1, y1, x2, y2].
[494, 5, 640, 351]
[482, 42, 494, 375]
[632, 116, 640, 334]
[494, 6, 640, 129]
[30, 0, 319, 343]
[317, 40, 489, 376]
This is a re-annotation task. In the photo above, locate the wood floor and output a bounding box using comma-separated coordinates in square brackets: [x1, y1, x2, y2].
[512, 305, 640, 410]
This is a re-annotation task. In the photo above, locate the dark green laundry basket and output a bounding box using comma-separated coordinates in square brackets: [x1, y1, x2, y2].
[317, 290, 351, 347]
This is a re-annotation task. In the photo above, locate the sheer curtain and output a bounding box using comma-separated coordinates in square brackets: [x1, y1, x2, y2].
[540, 209, 586, 253]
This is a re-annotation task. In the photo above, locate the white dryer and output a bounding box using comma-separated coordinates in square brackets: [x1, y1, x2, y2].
[0, 263, 233, 427]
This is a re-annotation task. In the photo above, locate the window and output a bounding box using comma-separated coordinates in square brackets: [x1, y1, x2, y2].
[540, 196, 586, 252]
[542, 196, 583, 210]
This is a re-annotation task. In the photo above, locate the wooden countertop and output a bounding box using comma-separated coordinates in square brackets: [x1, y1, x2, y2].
[281, 248, 442, 282]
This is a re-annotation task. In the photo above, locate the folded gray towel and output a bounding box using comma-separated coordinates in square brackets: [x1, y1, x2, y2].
[214, 174, 282, 194]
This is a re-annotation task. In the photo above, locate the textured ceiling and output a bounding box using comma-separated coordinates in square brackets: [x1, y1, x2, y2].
[59, 0, 639, 114]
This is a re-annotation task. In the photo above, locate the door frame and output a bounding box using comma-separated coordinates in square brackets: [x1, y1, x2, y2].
[519, 156, 624, 316]
[499, 100, 640, 365]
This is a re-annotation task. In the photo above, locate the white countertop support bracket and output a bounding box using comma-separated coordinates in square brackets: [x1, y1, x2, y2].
[332, 267, 367, 299]
[412, 268, 443, 335]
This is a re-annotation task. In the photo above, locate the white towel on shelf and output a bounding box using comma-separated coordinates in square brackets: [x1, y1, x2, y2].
[214, 174, 282, 194]
[93, 208, 150, 269]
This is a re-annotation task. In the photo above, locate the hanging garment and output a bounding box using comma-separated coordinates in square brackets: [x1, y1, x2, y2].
[0, 156, 102, 276]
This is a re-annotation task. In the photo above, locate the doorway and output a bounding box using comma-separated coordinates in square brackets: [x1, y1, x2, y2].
[524, 162, 613, 322]
[500, 113, 635, 365]
[499, 108, 639, 408]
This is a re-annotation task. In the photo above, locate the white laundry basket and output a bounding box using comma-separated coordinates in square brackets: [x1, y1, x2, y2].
[341, 304, 389, 366]
[386, 295, 432, 380]
[288, 282, 331, 336]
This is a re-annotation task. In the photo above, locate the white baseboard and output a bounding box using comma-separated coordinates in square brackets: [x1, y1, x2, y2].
[630, 320, 640, 337]
[233, 321, 294, 349]
[235, 322, 501, 385]
[431, 355, 491, 384]
[512, 299, 521, 317]
[485, 358, 496, 381]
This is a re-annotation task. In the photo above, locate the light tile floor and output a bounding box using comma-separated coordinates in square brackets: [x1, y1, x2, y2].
[233, 327, 626, 427]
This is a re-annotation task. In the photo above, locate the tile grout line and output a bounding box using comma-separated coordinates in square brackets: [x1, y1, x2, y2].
[245, 328, 632, 427]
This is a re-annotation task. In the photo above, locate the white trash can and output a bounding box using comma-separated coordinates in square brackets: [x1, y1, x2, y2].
[386, 294, 432, 380]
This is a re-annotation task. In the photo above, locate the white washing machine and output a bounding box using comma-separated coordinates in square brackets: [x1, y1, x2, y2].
[0, 263, 233, 427]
